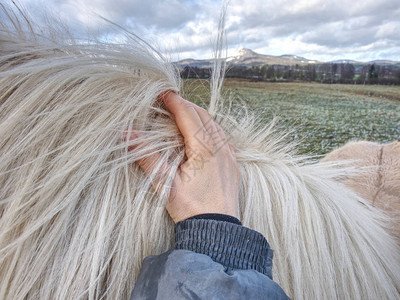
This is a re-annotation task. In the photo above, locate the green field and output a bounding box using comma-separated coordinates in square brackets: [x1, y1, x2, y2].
[182, 79, 400, 155]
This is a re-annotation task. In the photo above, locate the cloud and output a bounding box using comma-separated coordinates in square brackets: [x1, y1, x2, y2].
[46, 0, 198, 30]
[224, 0, 400, 61]
[13, 0, 400, 61]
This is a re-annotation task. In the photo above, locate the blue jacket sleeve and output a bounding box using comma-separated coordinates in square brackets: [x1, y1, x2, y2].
[131, 219, 290, 299]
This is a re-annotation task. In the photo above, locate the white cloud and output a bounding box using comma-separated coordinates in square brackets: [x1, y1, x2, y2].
[13, 0, 400, 61]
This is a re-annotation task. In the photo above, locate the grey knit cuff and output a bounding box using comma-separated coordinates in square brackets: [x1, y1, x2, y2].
[175, 219, 274, 279]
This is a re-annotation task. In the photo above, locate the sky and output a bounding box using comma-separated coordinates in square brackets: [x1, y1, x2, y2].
[14, 0, 400, 62]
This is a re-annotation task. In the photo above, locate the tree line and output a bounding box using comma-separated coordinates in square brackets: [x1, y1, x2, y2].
[180, 63, 400, 85]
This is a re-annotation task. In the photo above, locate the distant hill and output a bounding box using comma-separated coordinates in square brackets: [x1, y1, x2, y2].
[175, 58, 213, 69]
[175, 48, 400, 69]
[329, 59, 360, 64]
[369, 60, 400, 65]
[225, 48, 319, 66]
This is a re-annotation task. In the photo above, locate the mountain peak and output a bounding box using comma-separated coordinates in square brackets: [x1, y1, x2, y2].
[238, 48, 256, 56]
[230, 48, 258, 58]
[176, 47, 400, 69]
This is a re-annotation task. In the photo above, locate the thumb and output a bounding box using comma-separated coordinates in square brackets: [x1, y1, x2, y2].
[125, 129, 170, 193]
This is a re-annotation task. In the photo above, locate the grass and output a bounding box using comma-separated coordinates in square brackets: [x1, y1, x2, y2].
[182, 79, 400, 155]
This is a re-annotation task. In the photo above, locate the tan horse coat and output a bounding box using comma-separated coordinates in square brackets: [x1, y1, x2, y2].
[323, 141, 400, 242]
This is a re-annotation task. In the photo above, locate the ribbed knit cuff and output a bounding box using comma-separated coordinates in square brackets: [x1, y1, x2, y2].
[186, 213, 242, 225]
[175, 219, 273, 279]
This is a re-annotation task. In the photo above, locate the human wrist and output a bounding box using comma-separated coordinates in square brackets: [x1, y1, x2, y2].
[185, 213, 242, 225]
[175, 219, 274, 278]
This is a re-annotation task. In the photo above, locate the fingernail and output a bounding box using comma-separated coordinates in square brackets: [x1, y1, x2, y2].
[124, 130, 140, 141]
[158, 90, 176, 102]
[129, 130, 140, 140]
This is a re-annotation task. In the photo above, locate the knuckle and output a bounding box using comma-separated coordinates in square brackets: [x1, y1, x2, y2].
[216, 124, 227, 136]
[180, 99, 194, 109]
[182, 102, 193, 109]
[199, 106, 210, 116]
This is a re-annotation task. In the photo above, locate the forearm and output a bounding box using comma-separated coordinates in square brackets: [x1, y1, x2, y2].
[131, 218, 289, 299]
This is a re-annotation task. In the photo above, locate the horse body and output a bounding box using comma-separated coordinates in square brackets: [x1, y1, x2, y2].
[0, 4, 399, 299]
[323, 140, 400, 242]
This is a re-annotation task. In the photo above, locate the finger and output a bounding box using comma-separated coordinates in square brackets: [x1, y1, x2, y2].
[160, 91, 204, 144]
[228, 143, 235, 154]
[191, 105, 231, 154]
[191, 105, 217, 135]
[124, 130, 142, 151]
[185, 100, 227, 145]
[214, 122, 229, 145]
[189, 105, 227, 154]
[125, 129, 170, 189]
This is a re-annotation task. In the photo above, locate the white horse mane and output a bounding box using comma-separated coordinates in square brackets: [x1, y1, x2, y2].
[0, 4, 399, 299]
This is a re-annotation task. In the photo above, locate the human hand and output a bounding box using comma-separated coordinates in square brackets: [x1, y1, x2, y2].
[127, 92, 240, 223]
